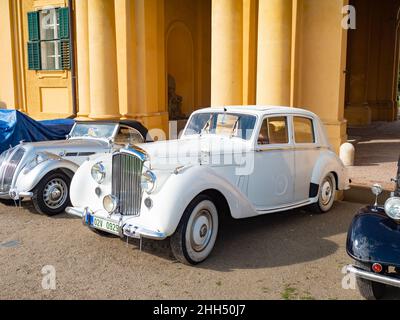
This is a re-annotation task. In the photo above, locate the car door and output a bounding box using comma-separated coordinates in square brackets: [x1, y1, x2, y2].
[247, 115, 295, 210]
[292, 115, 321, 202]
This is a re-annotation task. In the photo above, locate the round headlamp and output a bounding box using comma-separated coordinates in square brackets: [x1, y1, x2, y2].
[141, 170, 156, 194]
[103, 194, 118, 214]
[384, 197, 400, 221]
[91, 162, 106, 184]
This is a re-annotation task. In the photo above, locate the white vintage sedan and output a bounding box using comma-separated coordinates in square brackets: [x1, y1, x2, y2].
[0, 120, 148, 215]
[67, 106, 349, 265]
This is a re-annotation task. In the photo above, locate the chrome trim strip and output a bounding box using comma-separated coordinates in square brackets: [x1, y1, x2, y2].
[256, 145, 329, 152]
[346, 265, 400, 288]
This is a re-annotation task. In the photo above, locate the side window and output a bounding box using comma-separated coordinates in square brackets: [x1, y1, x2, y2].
[115, 127, 144, 146]
[293, 117, 315, 144]
[258, 117, 289, 145]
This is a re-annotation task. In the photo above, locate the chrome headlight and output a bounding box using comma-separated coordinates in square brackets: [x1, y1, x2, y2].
[91, 162, 106, 184]
[141, 170, 156, 194]
[103, 194, 118, 214]
[384, 197, 400, 221]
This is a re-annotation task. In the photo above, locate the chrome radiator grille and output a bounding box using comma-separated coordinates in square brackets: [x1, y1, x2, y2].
[112, 153, 143, 216]
[0, 147, 25, 193]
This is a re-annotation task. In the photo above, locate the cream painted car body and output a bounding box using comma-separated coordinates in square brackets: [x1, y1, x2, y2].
[67, 106, 349, 241]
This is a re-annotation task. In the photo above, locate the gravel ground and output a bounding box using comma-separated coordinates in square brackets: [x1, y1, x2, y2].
[1, 200, 399, 300]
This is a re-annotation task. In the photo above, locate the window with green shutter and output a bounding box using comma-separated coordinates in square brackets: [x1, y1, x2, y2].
[27, 42, 41, 70]
[27, 11, 40, 41]
[27, 7, 71, 71]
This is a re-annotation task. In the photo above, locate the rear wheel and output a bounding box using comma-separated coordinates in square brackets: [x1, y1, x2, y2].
[355, 261, 386, 300]
[170, 195, 219, 265]
[310, 173, 336, 213]
[32, 171, 71, 216]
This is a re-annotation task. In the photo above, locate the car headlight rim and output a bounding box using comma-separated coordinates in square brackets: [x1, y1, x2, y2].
[141, 170, 156, 194]
[384, 197, 400, 221]
[91, 162, 106, 184]
[103, 194, 118, 214]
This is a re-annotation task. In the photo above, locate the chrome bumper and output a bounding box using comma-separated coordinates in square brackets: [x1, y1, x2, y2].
[65, 207, 167, 240]
[346, 265, 400, 288]
[0, 190, 33, 200]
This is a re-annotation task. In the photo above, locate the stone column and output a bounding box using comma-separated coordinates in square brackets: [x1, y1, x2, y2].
[88, 0, 120, 119]
[256, 0, 292, 106]
[75, 0, 90, 118]
[115, 0, 136, 118]
[211, 0, 243, 106]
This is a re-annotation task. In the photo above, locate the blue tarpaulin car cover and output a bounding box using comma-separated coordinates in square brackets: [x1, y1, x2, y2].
[0, 110, 74, 154]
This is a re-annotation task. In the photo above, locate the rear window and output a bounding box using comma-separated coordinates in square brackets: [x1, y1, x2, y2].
[258, 117, 289, 145]
[293, 117, 315, 143]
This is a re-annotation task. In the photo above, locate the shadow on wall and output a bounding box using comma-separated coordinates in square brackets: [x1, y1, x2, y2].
[0, 102, 7, 109]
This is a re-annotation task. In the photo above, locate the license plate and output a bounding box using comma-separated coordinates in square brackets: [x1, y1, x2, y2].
[90, 216, 120, 236]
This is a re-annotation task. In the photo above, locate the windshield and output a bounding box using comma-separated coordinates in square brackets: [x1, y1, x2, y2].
[184, 112, 256, 140]
[69, 123, 117, 140]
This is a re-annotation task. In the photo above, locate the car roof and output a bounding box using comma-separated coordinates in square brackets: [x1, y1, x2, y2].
[193, 106, 318, 118]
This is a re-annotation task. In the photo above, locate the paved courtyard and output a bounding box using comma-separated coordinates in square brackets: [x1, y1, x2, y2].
[1, 200, 399, 300]
[347, 121, 400, 191]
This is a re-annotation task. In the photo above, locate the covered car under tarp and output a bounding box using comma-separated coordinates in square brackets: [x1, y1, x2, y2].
[0, 110, 74, 154]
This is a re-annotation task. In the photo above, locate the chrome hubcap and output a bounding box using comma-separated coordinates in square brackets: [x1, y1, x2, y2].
[321, 179, 333, 206]
[43, 178, 68, 209]
[190, 209, 213, 252]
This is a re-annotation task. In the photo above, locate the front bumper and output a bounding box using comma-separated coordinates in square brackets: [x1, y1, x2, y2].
[346, 265, 400, 288]
[66, 207, 167, 240]
[0, 190, 33, 200]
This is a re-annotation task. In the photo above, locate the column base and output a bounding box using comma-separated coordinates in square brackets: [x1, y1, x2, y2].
[88, 114, 121, 120]
[344, 105, 372, 126]
[321, 119, 348, 155]
[369, 100, 397, 122]
[123, 112, 169, 140]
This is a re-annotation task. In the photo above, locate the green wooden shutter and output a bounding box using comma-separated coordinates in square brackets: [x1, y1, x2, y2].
[60, 40, 71, 70]
[27, 42, 41, 70]
[27, 11, 40, 41]
[58, 7, 70, 39]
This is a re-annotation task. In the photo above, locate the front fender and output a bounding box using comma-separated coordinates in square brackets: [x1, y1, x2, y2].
[139, 165, 257, 236]
[311, 151, 347, 190]
[15, 158, 79, 192]
[346, 206, 400, 268]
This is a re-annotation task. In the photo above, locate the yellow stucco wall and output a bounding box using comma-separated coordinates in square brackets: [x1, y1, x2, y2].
[2, 0, 400, 151]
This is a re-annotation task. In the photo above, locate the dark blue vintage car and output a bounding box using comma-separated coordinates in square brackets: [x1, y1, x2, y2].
[346, 161, 400, 299]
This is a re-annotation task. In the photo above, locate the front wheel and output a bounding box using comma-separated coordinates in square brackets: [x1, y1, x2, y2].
[355, 261, 386, 300]
[170, 195, 219, 265]
[32, 171, 71, 216]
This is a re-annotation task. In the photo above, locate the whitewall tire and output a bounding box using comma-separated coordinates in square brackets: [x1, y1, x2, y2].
[170, 195, 219, 265]
[311, 172, 336, 213]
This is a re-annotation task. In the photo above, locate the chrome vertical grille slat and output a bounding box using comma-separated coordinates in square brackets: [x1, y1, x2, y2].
[0, 147, 25, 193]
[112, 152, 143, 216]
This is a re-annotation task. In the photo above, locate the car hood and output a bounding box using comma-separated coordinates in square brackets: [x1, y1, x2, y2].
[20, 138, 110, 155]
[135, 135, 251, 169]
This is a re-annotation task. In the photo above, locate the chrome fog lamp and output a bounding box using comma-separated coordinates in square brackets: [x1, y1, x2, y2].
[103, 194, 118, 214]
[91, 162, 106, 184]
[141, 170, 156, 194]
[384, 197, 400, 221]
